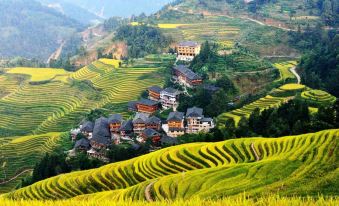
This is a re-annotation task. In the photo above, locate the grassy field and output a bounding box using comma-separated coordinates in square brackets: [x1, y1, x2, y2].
[0, 59, 164, 137]
[0, 196, 337, 206]
[6, 68, 70, 83]
[273, 61, 297, 83]
[0, 133, 68, 193]
[3, 129, 338, 200]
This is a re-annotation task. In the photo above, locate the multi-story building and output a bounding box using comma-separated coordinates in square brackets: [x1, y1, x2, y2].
[166, 111, 185, 137]
[173, 65, 203, 88]
[186, 107, 214, 134]
[108, 114, 123, 133]
[145, 116, 162, 131]
[176, 41, 201, 61]
[135, 99, 159, 114]
[160, 87, 180, 110]
[133, 113, 149, 135]
[148, 86, 163, 101]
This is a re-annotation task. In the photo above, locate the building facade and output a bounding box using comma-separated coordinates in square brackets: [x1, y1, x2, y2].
[160, 87, 180, 110]
[176, 41, 201, 61]
[167, 111, 185, 137]
[173, 65, 203, 88]
[148, 86, 163, 101]
[186, 107, 215, 134]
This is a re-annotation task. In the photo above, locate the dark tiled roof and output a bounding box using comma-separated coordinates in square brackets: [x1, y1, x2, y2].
[148, 86, 163, 93]
[74, 138, 90, 149]
[186, 107, 203, 118]
[119, 120, 133, 131]
[202, 117, 214, 122]
[203, 84, 220, 92]
[143, 128, 160, 138]
[128, 101, 137, 111]
[146, 116, 161, 124]
[81, 121, 94, 132]
[161, 135, 178, 145]
[138, 98, 158, 106]
[92, 117, 111, 145]
[174, 65, 201, 81]
[178, 41, 199, 47]
[162, 87, 179, 95]
[167, 111, 184, 121]
[133, 113, 149, 124]
[108, 114, 123, 124]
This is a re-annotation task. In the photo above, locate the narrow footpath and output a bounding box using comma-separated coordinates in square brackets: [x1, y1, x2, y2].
[251, 143, 261, 161]
[145, 182, 156, 202]
[290, 66, 301, 84]
[0, 169, 33, 185]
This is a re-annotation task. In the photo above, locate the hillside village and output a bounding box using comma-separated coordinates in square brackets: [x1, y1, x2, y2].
[70, 41, 216, 161]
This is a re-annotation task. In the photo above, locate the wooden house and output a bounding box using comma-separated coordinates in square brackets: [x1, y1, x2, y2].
[148, 86, 163, 101]
[146, 116, 162, 131]
[176, 41, 201, 61]
[135, 99, 159, 114]
[167, 111, 185, 137]
[133, 113, 149, 135]
[108, 114, 123, 133]
[173, 65, 202, 88]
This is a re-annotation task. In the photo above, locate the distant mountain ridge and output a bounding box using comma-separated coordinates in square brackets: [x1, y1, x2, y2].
[0, 0, 84, 60]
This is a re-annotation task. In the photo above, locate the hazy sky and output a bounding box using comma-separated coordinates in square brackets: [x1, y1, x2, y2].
[62, 0, 174, 17]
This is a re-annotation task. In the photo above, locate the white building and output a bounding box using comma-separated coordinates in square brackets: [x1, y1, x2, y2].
[160, 87, 180, 110]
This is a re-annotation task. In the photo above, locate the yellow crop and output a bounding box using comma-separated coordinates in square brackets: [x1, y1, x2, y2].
[99, 58, 121, 68]
[279, 83, 305, 91]
[7, 68, 70, 82]
[158, 24, 188, 29]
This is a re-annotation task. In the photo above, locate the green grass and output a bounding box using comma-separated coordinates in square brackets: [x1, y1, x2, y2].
[0, 133, 67, 193]
[3, 129, 338, 200]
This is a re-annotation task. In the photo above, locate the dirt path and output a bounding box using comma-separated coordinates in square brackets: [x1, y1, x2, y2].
[0, 169, 33, 185]
[47, 41, 65, 64]
[251, 143, 260, 161]
[290, 66, 301, 84]
[145, 181, 156, 202]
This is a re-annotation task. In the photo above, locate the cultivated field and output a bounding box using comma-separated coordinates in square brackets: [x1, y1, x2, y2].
[0, 133, 67, 193]
[3, 129, 338, 200]
[300, 89, 336, 107]
[6, 68, 70, 83]
[0, 59, 164, 137]
[273, 61, 297, 83]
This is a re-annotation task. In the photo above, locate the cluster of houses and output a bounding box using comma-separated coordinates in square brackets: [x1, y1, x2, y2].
[70, 41, 215, 161]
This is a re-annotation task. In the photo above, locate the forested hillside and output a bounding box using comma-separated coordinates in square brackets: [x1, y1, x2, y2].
[0, 0, 84, 60]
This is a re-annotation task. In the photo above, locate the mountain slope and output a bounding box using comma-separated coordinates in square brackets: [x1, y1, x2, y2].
[38, 0, 103, 25]
[4, 129, 338, 200]
[0, 0, 84, 60]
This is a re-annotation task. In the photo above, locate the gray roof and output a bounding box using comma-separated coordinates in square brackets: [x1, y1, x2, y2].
[162, 87, 180, 95]
[91, 117, 111, 145]
[133, 113, 149, 124]
[161, 135, 178, 145]
[143, 128, 160, 138]
[119, 120, 133, 131]
[167, 111, 184, 121]
[148, 86, 163, 93]
[128, 101, 137, 111]
[202, 117, 213, 123]
[81, 121, 94, 132]
[203, 84, 220, 92]
[186, 107, 203, 118]
[138, 98, 158, 106]
[74, 138, 90, 149]
[108, 114, 123, 124]
[146, 116, 161, 125]
[174, 65, 201, 81]
[178, 41, 199, 47]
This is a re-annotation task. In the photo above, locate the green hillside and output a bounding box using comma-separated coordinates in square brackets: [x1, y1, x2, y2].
[0, 58, 165, 137]
[3, 129, 338, 200]
[0, 133, 68, 193]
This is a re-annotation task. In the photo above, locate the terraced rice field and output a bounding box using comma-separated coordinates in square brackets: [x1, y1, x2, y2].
[279, 83, 305, 91]
[273, 61, 297, 82]
[6, 68, 70, 83]
[0, 60, 164, 137]
[3, 129, 338, 200]
[157, 24, 188, 29]
[98, 59, 121, 68]
[0, 133, 66, 193]
[300, 89, 336, 106]
[217, 94, 290, 127]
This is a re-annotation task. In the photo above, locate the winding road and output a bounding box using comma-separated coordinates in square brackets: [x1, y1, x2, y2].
[290, 66, 301, 84]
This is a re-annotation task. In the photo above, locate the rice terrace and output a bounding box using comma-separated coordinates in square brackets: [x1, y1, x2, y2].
[0, 0, 338, 205]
